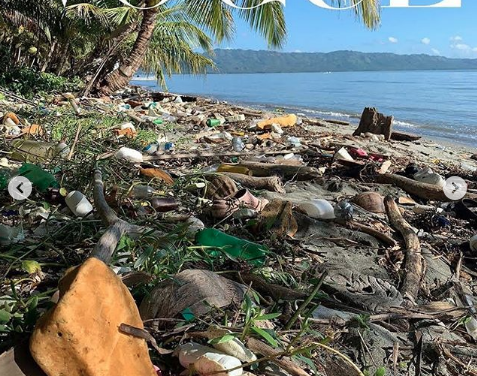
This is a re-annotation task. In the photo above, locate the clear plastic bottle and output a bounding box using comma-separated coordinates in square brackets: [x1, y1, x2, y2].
[232, 137, 245, 152]
[131, 185, 154, 199]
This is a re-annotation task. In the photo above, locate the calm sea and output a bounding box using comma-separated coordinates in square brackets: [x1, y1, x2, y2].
[131, 70, 477, 148]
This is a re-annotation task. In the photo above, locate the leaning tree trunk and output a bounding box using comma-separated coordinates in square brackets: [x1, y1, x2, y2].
[98, 6, 158, 95]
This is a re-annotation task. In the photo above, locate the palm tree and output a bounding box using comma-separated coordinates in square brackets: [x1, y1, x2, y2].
[0, 0, 381, 95]
[98, 0, 380, 94]
[97, 0, 289, 94]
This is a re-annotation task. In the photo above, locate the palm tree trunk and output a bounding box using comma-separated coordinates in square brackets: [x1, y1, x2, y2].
[40, 40, 57, 73]
[98, 7, 158, 95]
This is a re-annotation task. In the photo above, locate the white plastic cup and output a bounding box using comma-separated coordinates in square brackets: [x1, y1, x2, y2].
[471, 235, 477, 253]
[66, 191, 93, 217]
[115, 147, 143, 163]
[299, 199, 336, 220]
[334, 147, 354, 162]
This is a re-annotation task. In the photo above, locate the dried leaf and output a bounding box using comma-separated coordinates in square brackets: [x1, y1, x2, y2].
[140, 168, 174, 185]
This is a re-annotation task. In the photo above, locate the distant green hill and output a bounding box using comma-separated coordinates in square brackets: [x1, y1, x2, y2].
[207, 49, 477, 73]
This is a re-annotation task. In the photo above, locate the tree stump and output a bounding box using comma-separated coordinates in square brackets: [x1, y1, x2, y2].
[353, 107, 394, 140]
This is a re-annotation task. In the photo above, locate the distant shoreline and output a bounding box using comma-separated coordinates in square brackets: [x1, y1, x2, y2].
[202, 49, 477, 74]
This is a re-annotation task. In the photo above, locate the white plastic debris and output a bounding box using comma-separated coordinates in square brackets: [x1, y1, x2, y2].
[65, 191, 94, 217]
[206, 327, 257, 363]
[178, 343, 242, 376]
[298, 199, 336, 220]
[413, 168, 445, 187]
[334, 147, 354, 162]
[120, 122, 136, 132]
[115, 147, 143, 163]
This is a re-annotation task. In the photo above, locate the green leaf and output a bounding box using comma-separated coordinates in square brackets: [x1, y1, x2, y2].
[0, 309, 11, 324]
[255, 312, 281, 321]
[374, 367, 386, 376]
[293, 355, 318, 374]
[28, 296, 39, 310]
[251, 326, 278, 348]
[209, 334, 235, 345]
[21, 260, 41, 274]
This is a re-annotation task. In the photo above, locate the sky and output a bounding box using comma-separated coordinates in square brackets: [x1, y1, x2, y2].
[221, 0, 477, 58]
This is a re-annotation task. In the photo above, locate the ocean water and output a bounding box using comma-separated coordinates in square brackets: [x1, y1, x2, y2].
[131, 70, 477, 148]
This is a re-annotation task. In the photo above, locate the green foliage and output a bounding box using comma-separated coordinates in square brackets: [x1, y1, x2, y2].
[0, 62, 82, 98]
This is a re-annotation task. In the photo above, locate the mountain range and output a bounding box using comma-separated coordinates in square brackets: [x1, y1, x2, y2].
[206, 49, 477, 74]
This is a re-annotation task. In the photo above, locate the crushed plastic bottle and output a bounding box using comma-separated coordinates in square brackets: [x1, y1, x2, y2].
[131, 185, 154, 199]
[11, 140, 70, 163]
[335, 200, 354, 221]
[196, 228, 267, 266]
[286, 137, 301, 148]
[232, 137, 245, 152]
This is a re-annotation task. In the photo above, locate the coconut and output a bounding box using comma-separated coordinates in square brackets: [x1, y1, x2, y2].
[352, 192, 386, 214]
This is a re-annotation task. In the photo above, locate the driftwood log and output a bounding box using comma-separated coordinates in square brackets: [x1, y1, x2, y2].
[385, 196, 422, 306]
[391, 131, 422, 142]
[335, 219, 397, 247]
[232, 161, 321, 181]
[376, 173, 477, 202]
[221, 172, 286, 193]
[353, 107, 394, 140]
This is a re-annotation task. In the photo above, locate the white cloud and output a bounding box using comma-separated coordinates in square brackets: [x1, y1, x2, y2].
[450, 36, 463, 42]
[388, 37, 398, 44]
[454, 43, 471, 51]
[431, 48, 441, 55]
[421, 37, 431, 45]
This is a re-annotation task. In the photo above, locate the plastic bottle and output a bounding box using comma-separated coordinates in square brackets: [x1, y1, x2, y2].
[298, 199, 336, 220]
[144, 143, 159, 155]
[195, 228, 267, 266]
[11, 140, 70, 163]
[226, 114, 246, 123]
[271, 124, 284, 135]
[131, 185, 154, 199]
[413, 168, 445, 187]
[334, 200, 354, 220]
[65, 191, 93, 217]
[207, 119, 221, 127]
[115, 147, 143, 163]
[158, 142, 174, 152]
[18, 163, 59, 192]
[232, 137, 245, 152]
[287, 137, 301, 148]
